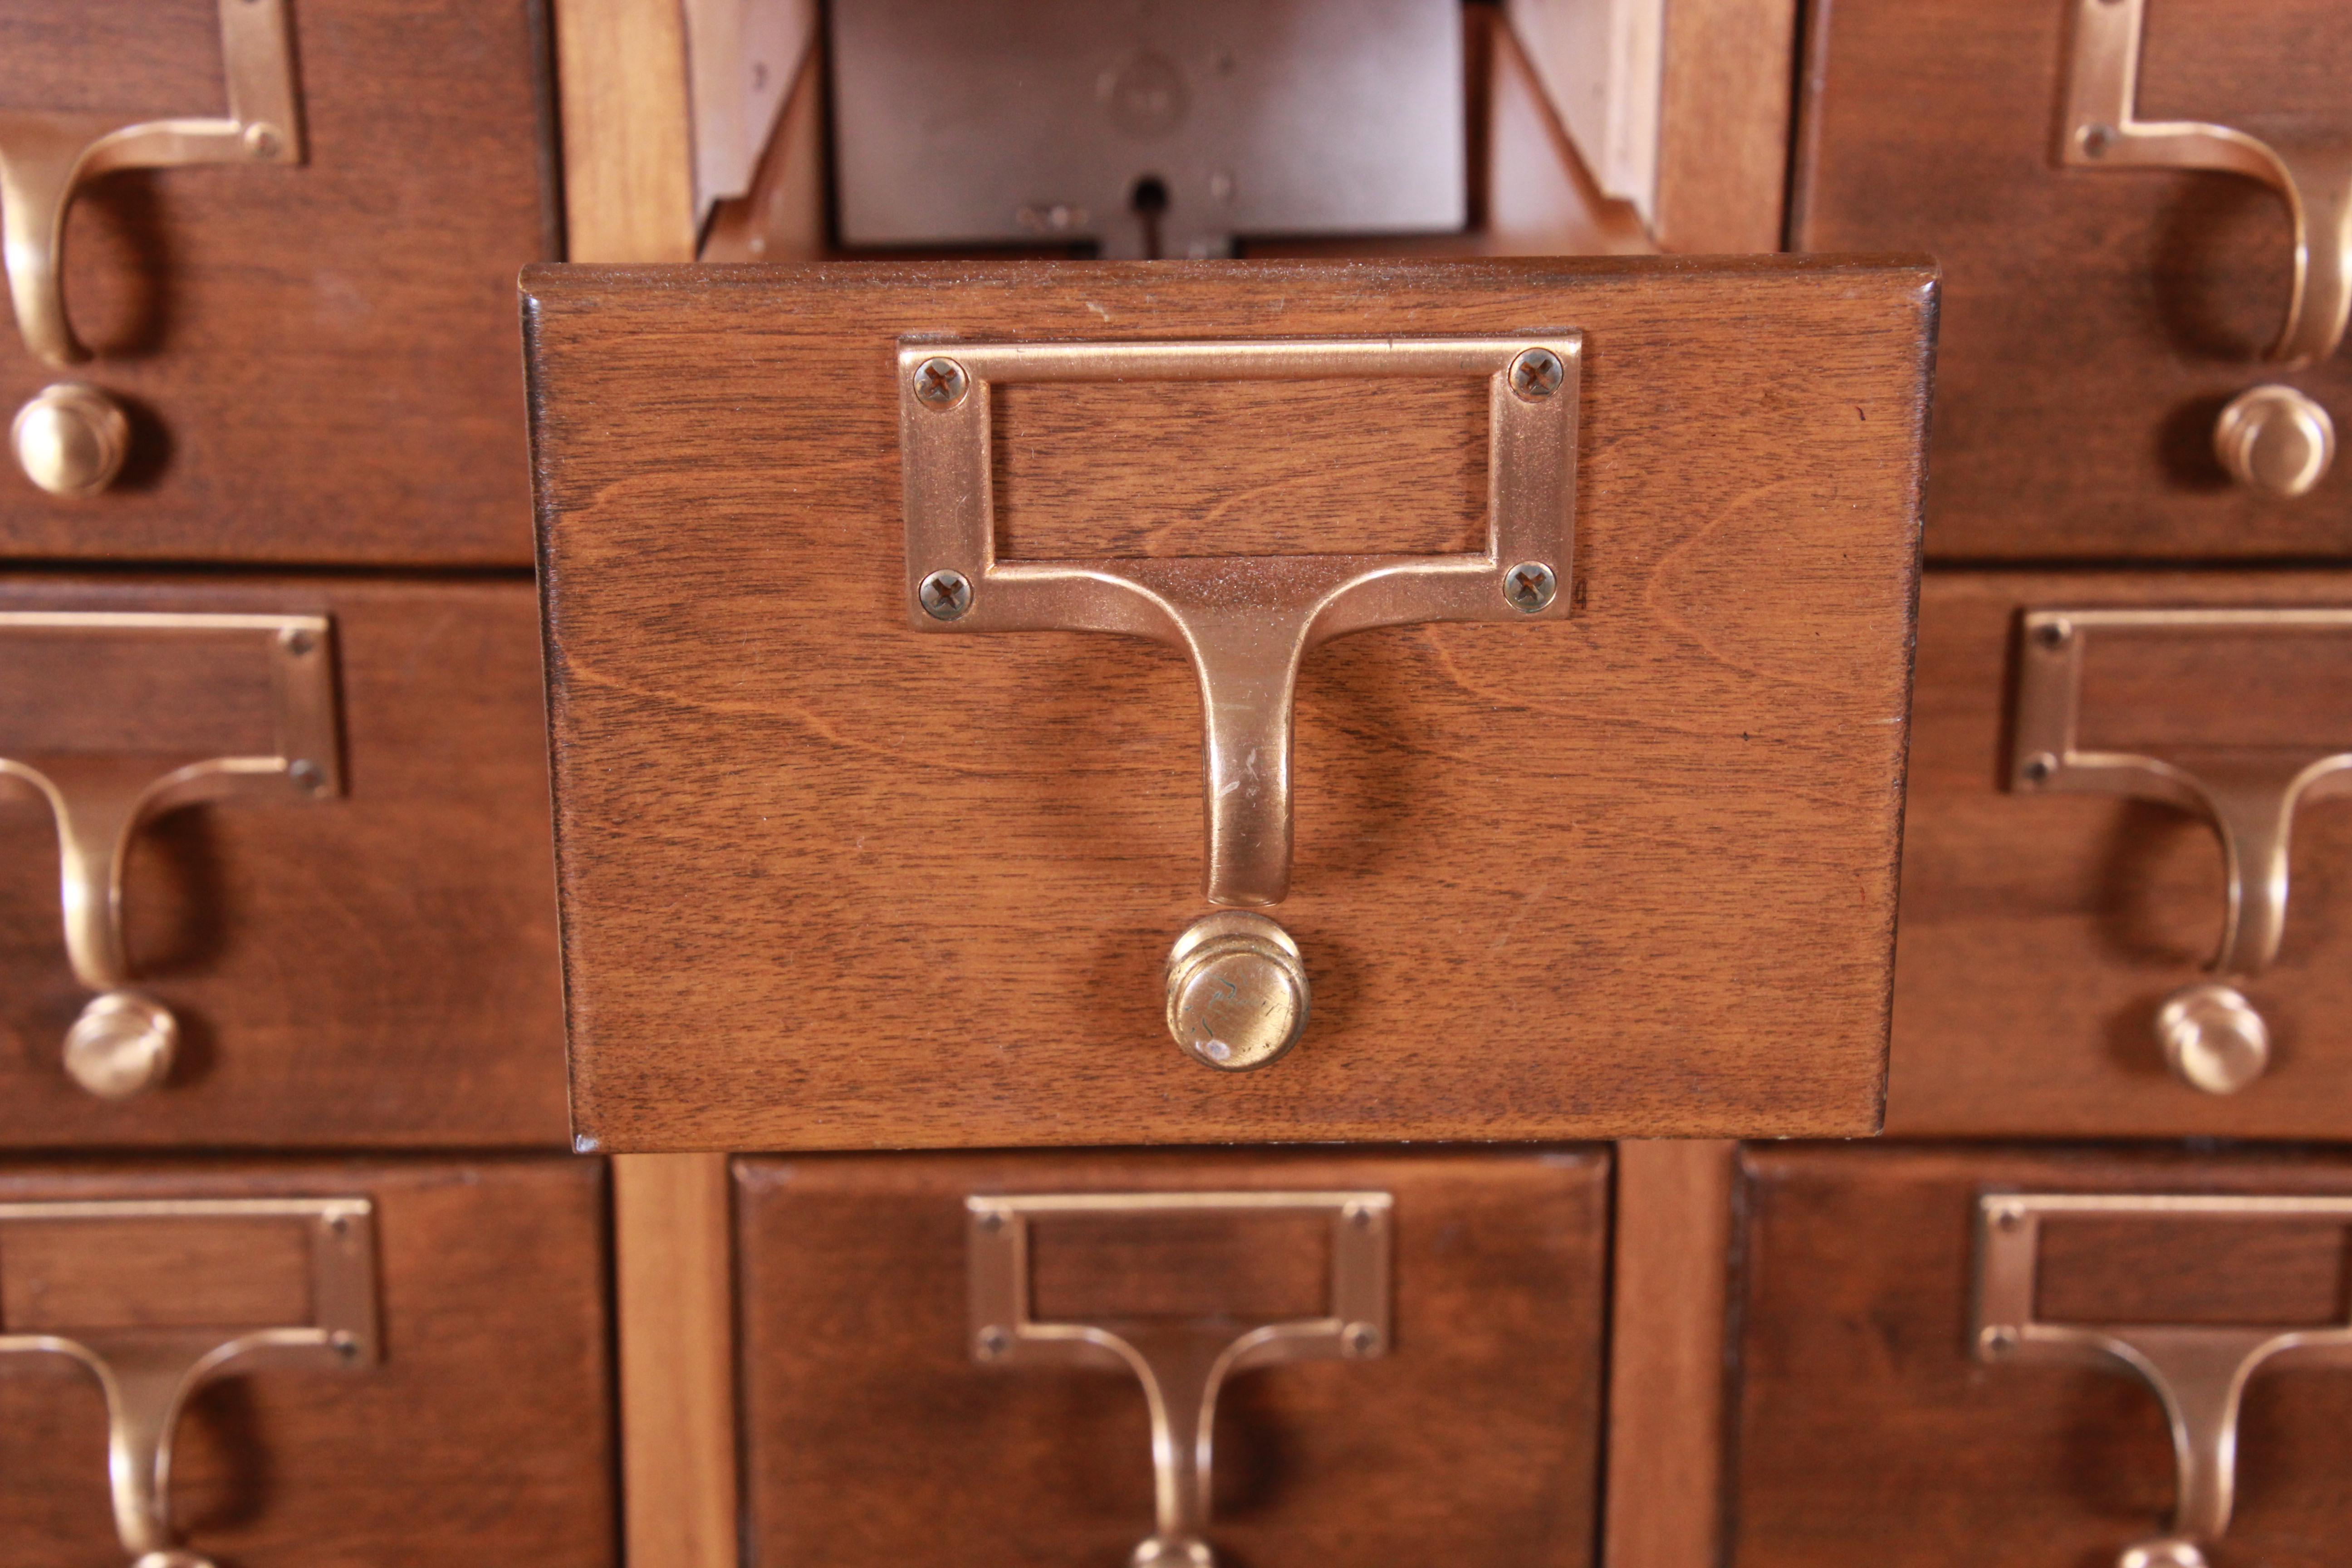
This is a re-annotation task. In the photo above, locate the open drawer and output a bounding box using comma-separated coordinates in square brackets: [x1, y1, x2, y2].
[524, 256, 1936, 1150]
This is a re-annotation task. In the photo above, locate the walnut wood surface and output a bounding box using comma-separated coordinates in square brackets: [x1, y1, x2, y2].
[526, 258, 1933, 1150]
[0, 1155, 614, 1567]
[1792, 0, 2352, 559]
[732, 1146, 1608, 1568]
[2034, 1214, 2350, 1327]
[1728, 1143, 2352, 1568]
[0, 573, 567, 1147]
[0, 0, 559, 565]
[0, 1215, 312, 1330]
[992, 377, 1489, 560]
[1887, 570, 2352, 1138]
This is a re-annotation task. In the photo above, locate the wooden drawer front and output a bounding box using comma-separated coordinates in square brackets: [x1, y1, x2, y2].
[1889, 571, 2352, 1137]
[1729, 1144, 2352, 1568]
[0, 0, 555, 564]
[734, 1147, 1607, 1568]
[1794, 0, 2352, 559]
[0, 1156, 614, 1568]
[0, 574, 566, 1146]
[527, 258, 1934, 1149]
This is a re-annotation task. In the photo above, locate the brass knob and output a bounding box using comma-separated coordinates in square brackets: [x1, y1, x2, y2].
[11, 382, 129, 497]
[1163, 912, 1309, 1072]
[2213, 385, 2334, 498]
[2118, 1539, 2208, 1568]
[132, 1553, 218, 1568]
[2155, 982, 2269, 1096]
[63, 989, 178, 1100]
[1131, 1539, 1215, 1568]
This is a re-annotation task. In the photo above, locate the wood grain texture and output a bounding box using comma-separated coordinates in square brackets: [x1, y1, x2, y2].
[1604, 1139, 1735, 1568]
[0, 573, 567, 1148]
[525, 258, 1934, 1151]
[0, 1215, 310, 1330]
[1887, 570, 2352, 1138]
[0, 0, 559, 565]
[992, 377, 1489, 559]
[555, 0, 697, 265]
[1792, 0, 2352, 559]
[614, 1152, 738, 1568]
[1727, 1143, 2352, 1568]
[0, 1155, 615, 1568]
[1654, 0, 1799, 254]
[732, 1146, 1610, 1568]
[2034, 1214, 2350, 1326]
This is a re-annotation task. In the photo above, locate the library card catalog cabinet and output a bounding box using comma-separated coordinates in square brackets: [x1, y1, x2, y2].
[522, 255, 1939, 1152]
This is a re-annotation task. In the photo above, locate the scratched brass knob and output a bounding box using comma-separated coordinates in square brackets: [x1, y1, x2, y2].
[2155, 982, 2269, 1096]
[1164, 912, 1309, 1072]
[2214, 385, 2334, 499]
[64, 989, 178, 1100]
[12, 382, 129, 497]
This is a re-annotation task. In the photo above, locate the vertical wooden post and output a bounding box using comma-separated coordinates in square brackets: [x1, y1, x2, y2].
[551, 6, 727, 1566]
[610, 1152, 738, 1568]
[1605, 1140, 1738, 1568]
[555, 0, 698, 264]
[1654, 0, 1801, 252]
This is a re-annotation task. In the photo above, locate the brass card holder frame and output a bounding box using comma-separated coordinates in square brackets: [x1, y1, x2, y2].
[0, 1196, 379, 1568]
[1973, 1192, 2352, 1568]
[2009, 607, 2352, 1093]
[966, 1190, 1393, 1568]
[901, 336, 1578, 1070]
[0, 611, 343, 1100]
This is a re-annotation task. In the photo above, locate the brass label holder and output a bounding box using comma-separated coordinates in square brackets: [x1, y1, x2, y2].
[0, 1196, 380, 1568]
[2061, 0, 2346, 496]
[0, 611, 344, 1100]
[2062, 0, 2348, 368]
[966, 1190, 1393, 1568]
[0, 0, 302, 369]
[1974, 1192, 2352, 1568]
[2009, 607, 2352, 1093]
[900, 335, 1579, 1069]
[0, 0, 302, 497]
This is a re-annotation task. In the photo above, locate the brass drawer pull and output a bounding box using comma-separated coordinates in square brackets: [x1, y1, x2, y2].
[966, 1190, 1392, 1568]
[0, 1196, 379, 1568]
[1974, 1192, 2352, 1568]
[2009, 607, 2352, 1093]
[901, 335, 1578, 1070]
[2063, 0, 2350, 368]
[2061, 0, 2347, 496]
[0, 611, 344, 1099]
[0, 0, 302, 494]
